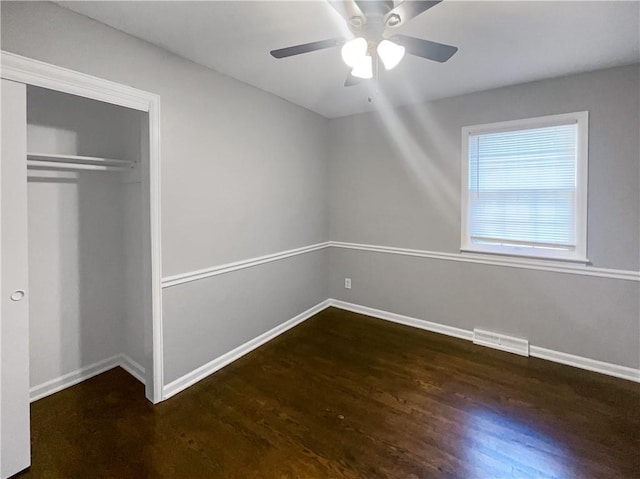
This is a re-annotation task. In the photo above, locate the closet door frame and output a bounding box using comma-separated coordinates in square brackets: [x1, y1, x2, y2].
[0, 51, 164, 404]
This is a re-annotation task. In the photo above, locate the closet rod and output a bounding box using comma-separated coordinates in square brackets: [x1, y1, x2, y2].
[27, 152, 134, 167]
[27, 160, 130, 172]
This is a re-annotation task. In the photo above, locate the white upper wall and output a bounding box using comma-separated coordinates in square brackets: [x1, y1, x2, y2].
[1, 0, 329, 277]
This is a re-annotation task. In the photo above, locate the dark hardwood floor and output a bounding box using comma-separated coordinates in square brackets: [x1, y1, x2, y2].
[16, 307, 640, 478]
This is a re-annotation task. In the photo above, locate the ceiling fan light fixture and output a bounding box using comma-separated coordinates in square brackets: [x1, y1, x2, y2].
[341, 37, 367, 67]
[377, 40, 406, 70]
[351, 55, 373, 79]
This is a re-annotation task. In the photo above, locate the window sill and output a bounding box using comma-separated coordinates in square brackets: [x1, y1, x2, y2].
[460, 248, 591, 267]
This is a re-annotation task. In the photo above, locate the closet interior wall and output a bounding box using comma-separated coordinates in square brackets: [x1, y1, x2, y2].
[26, 86, 146, 394]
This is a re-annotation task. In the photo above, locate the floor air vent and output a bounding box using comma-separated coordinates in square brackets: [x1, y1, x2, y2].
[473, 329, 529, 357]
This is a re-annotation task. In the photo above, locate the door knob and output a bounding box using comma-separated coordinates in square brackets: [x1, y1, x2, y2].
[10, 290, 25, 302]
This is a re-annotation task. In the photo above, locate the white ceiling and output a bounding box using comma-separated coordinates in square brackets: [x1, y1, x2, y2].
[57, 1, 640, 119]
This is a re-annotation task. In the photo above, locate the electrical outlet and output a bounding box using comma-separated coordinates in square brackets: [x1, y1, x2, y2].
[345, 278, 352, 289]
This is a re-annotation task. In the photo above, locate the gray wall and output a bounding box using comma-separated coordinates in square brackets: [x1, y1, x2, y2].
[162, 249, 328, 383]
[328, 65, 640, 368]
[122, 173, 145, 369]
[3, 1, 329, 385]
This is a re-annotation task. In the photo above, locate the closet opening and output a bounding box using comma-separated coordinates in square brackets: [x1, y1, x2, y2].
[26, 85, 153, 403]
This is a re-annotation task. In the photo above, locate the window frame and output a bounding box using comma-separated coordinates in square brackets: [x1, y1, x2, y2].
[460, 111, 589, 263]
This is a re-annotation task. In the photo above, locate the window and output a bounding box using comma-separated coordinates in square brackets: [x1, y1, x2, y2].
[461, 112, 588, 262]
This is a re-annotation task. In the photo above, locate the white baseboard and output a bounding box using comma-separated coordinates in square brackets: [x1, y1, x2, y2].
[329, 299, 473, 341]
[29, 298, 638, 404]
[163, 299, 332, 400]
[30, 355, 120, 402]
[119, 354, 146, 384]
[329, 299, 640, 383]
[30, 354, 147, 402]
[529, 346, 640, 383]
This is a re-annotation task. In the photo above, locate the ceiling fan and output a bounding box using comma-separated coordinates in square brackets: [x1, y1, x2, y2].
[270, 0, 458, 86]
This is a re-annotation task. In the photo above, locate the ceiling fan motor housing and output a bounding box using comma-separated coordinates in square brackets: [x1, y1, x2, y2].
[355, 0, 395, 17]
[351, 1, 395, 40]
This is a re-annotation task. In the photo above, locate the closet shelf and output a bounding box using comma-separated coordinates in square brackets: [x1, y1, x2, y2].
[27, 152, 135, 172]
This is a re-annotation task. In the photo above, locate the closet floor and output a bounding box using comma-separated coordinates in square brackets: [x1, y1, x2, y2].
[16, 307, 640, 479]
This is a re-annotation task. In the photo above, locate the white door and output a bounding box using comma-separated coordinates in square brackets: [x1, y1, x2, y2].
[0, 79, 31, 478]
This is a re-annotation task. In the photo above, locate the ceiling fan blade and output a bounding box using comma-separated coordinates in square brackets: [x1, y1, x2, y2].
[270, 38, 344, 59]
[344, 72, 362, 87]
[384, 1, 441, 29]
[328, 0, 366, 30]
[391, 34, 458, 63]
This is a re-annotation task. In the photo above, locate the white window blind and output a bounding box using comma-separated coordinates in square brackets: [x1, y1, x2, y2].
[462, 112, 588, 262]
